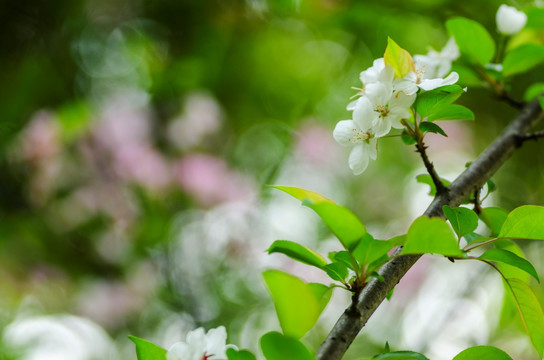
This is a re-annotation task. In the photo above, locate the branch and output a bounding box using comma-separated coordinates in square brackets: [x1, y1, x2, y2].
[316, 97, 544, 360]
[515, 129, 544, 144]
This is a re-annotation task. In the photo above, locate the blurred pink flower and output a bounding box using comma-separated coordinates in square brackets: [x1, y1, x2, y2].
[20, 111, 61, 163]
[167, 92, 223, 151]
[114, 145, 171, 190]
[172, 154, 256, 207]
[295, 122, 342, 167]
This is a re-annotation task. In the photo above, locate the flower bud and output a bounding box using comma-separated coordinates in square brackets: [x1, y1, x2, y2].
[496, 4, 527, 35]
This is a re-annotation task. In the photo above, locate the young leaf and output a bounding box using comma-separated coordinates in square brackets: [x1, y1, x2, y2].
[129, 336, 167, 360]
[401, 130, 417, 145]
[329, 251, 357, 271]
[352, 233, 396, 268]
[479, 207, 508, 236]
[402, 216, 464, 257]
[480, 248, 539, 282]
[263, 270, 330, 339]
[502, 44, 544, 77]
[446, 17, 495, 64]
[416, 174, 451, 196]
[442, 205, 479, 238]
[523, 82, 544, 101]
[260, 332, 314, 360]
[419, 122, 447, 137]
[452, 345, 513, 360]
[427, 104, 474, 121]
[414, 85, 464, 118]
[323, 262, 349, 282]
[270, 185, 333, 204]
[384, 37, 415, 78]
[272, 185, 366, 250]
[226, 348, 257, 360]
[463, 232, 486, 244]
[499, 205, 544, 240]
[308, 282, 333, 315]
[507, 278, 544, 358]
[267, 240, 327, 269]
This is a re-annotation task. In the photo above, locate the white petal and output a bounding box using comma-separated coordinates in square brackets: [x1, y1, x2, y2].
[393, 78, 418, 96]
[167, 343, 192, 360]
[365, 82, 392, 106]
[441, 37, 459, 61]
[390, 91, 416, 109]
[387, 107, 411, 129]
[353, 97, 378, 131]
[347, 99, 358, 111]
[418, 72, 459, 91]
[365, 138, 378, 160]
[205, 326, 227, 357]
[372, 117, 392, 137]
[348, 145, 370, 175]
[333, 120, 360, 146]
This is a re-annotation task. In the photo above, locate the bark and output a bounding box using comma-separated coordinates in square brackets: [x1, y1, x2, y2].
[316, 98, 544, 360]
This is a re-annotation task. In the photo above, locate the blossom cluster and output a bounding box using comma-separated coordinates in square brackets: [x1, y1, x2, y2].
[333, 39, 460, 175]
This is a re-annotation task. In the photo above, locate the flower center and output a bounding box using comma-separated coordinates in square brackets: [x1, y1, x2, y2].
[415, 65, 426, 84]
[375, 105, 390, 118]
[350, 129, 373, 144]
[202, 354, 214, 360]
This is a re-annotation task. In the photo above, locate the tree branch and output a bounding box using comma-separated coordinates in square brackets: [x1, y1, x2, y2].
[316, 97, 544, 360]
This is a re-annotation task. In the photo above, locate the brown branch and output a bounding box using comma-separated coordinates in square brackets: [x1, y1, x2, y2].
[316, 97, 544, 360]
[515, 129, 544, 144]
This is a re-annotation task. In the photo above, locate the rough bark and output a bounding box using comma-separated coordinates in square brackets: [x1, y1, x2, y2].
[316, 98, 544, 360]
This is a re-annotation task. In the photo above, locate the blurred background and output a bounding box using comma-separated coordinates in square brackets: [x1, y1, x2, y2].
[1, 0, 543, 359]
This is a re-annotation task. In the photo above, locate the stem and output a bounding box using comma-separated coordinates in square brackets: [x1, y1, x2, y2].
[463, 237, 499, 251]
[475, 66, 525, 110]
[316, 95, 544, 360]
[415, 137, 448, 196]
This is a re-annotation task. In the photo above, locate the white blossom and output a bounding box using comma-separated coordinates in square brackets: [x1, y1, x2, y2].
[333, 119, 378, 175]
[496, 4, 527, 35]
[393, 38, 460, 95]
[353, 82, 416, 137]
[348, 58, 395, 110]
[167, 326, 231, 360]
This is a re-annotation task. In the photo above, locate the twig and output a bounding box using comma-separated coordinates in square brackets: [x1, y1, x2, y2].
[316, 96, 544, 360]
[415, 140, 448, 196]
[515, 129, 544, 145]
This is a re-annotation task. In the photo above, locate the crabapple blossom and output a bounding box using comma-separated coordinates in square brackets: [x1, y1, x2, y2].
[167, 326, 232, 360]
[496, 4, 527, 35]
[333, 119, 378, 175]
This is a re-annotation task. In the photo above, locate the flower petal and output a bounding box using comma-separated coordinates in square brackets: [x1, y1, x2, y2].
[333, 120, 360, 146]
[348, 145, 370, 175]
[390, 91, 416, 109]
[418, 71, 459, 91]
[393, 78, 418, 96]
[366, 138, 378, 160]
[353, 97, 378, 131]
[167, 342, 192, 360]
[205, 326, 227, 358]
[371, 117, 392, 137]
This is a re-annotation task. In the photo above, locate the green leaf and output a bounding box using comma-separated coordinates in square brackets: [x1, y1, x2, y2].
[323, 262, 349, 282]
[526, 7, 544, 28]
[495, 240, 531, 283]
[463, 232, 486, 244]
[270, 185, 333, 204]
[308, 282, 333, 315]
[372, 351, 430, 359]
[352, 233, 396, 268]
[499, 205, 544, 240]
[480, 248, 539, 282]
[427, 104, 474, 121]
[227, 348, 258, 360]
[452, 345, 513, 360]
[416, 174, 451, 197]
[539, 97, 544, 110]
[129, 336, 167, 360]
[414, 85, 464, 118]
[507, 279, 544, 357]
[479, 207, 508, 236]
[260, 332, 315, 360]
[329, 251, 357, 271]
[267, 240, 327, 269]
[442, 205, 479, 238]
[502, 44, 544, 77]
[384, 37, 415, 78]
[523, 82, 544, 102]
[419, 122, 447, 137]
[272, 186, 366, 250]
[446, 17, 495, 64]
[401, 130, 417, 145]
[263, 270, 330, 339]
[402, 216, 464, 257]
